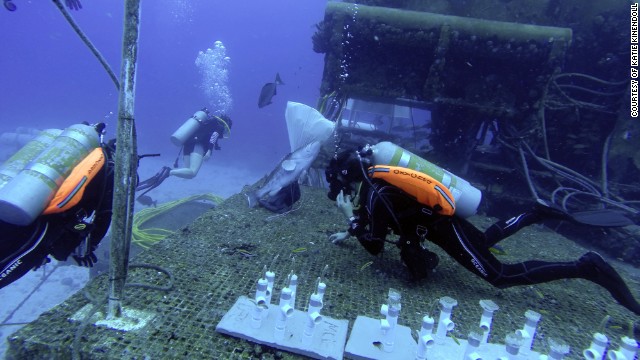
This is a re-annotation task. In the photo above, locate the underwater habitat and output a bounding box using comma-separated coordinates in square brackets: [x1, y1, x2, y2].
[0, 0, 639, 359]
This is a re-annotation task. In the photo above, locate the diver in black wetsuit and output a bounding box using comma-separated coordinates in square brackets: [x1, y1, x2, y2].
[0, 125, 114, 289]
[325, 148, 640, 316]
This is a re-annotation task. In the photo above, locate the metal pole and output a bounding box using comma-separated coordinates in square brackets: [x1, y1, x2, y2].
[108, 0, 141, 319]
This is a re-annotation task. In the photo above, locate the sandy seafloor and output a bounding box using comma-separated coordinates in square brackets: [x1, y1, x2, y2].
[2, 156, 640, 359]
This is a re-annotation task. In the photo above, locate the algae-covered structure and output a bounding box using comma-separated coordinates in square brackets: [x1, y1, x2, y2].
[311, 1, 639, 264]
[5, 1, 639, 359]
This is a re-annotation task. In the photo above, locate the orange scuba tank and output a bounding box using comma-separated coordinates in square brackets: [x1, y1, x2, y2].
[367, 165, 456, 216]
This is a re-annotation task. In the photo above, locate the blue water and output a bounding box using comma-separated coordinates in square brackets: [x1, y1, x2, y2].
[0, 0, 327, 173]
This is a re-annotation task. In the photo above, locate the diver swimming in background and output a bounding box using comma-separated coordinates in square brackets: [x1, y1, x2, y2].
[136, 108, 232, 199]
[326, 147, 640, 316]
[169, 108, 232, 179]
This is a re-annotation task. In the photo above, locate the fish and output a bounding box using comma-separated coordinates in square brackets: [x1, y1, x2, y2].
[258, 73, 284, 108]
[246, 141, 321, 208]
[136, 194, 157, 207]
[489, 245, 507, 255]
[360, 261, 373, 271]
[450, 333, 460, 346]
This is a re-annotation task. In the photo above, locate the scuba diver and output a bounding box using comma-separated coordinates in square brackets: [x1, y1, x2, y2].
[325, 147, 640, 316]
[0, 123, 114, 290]
[136, 108, 232, 198]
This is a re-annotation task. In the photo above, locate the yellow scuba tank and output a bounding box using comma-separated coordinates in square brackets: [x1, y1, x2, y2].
[0, 129, 63, 191]
[368, 141, 482, 218]
[170, 110, 209, 146]
[0, 124, 100, 225]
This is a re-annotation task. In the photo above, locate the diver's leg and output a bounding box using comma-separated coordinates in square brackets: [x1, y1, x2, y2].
[170, 145, 204, 179]
[431, 218, 640, 314]
[482, 212, 541, 248]
[188, 149, 204, 176]
[428, 217, 504, 283]
[183, 153, 191, 169]
[494, 253, 640, 315]
[483, 200, 583, 248]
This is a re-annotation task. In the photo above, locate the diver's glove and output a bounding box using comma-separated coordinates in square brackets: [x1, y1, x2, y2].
[72, 236, 97, 267]
[73, 251, 97, 267]
[336, 190, 354, 219]
[329, 231, 350, 244]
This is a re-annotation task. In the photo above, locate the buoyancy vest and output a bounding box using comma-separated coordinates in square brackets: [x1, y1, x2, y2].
[367, 165, 456, 216]
[42, 147, 105, 215]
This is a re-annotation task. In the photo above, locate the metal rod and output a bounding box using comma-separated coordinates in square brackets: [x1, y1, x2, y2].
[107, 0, 141, 319]
[51, 0, 120, 90]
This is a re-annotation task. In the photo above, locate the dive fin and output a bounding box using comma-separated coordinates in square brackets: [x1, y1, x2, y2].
[571, 209, 634, 228]
[136, 166, 171, 195]
[535, 199, 635, 227]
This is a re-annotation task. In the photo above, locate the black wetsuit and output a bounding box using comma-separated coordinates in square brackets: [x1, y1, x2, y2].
[0, 144, 114, 290]
[347, 179, 629, 291]
[183, 118, 225, 154]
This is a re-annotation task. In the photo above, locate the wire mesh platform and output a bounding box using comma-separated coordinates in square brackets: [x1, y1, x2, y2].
[5, 187, 639, 359]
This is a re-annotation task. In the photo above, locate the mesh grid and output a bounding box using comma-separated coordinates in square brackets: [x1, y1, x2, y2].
[7, 187, 639, 360]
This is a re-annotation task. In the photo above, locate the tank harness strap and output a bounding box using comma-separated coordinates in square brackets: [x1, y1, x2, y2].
[368, 165, 456, 216]
[42, 147, 105, 215]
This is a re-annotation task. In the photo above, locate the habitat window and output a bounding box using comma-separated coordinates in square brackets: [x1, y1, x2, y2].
[337, 98, 433, 153]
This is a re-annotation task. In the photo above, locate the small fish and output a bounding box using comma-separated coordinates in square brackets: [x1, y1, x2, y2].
[360, 261, 373, 271]
[292, 247, 307, 253]
[489, 245, 507, 255]
[136, 195, 157, 207]
[450, 333, 460, 345]
[258, 73, 284, 108]
[372, 341, 383, 350]
[533, 288, 545, 299]
[236, 249, 256, 257]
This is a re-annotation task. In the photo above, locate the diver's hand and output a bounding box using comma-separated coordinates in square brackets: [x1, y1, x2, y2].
[73, 252, 97, 267]
[203, 150, 212, 161]
[336, 190, 354, 219]
[329, 231, 350, 244]
[65, 0, 82, 10]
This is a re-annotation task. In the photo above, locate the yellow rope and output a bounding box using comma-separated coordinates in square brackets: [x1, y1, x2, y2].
[132, 193, 224, 249]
